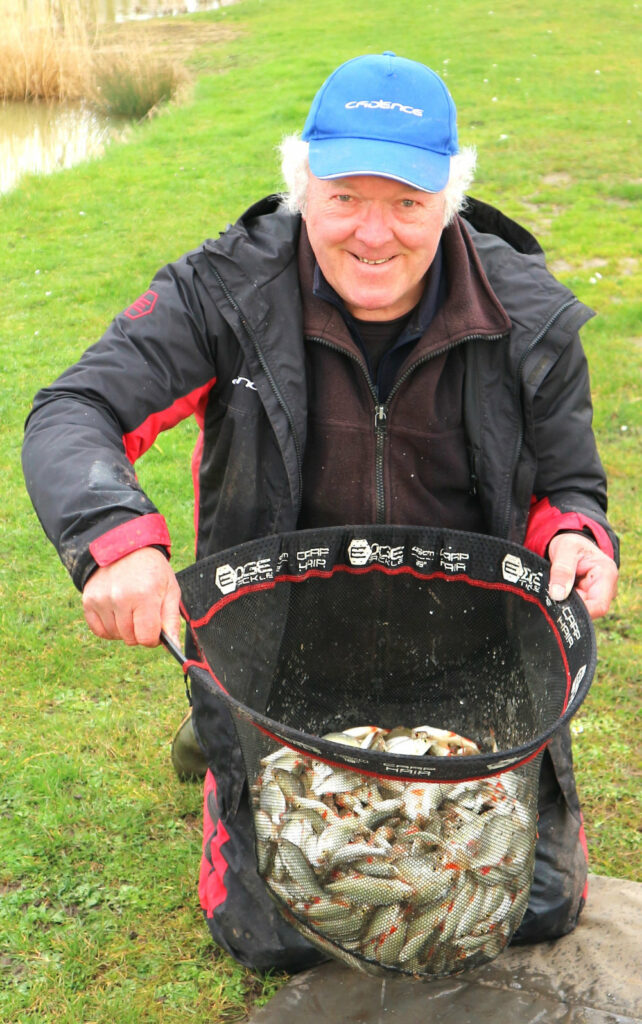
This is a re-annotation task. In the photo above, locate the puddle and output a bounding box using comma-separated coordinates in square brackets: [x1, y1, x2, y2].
[247, 875, 642, 1023]
[249, 960, 642, 1024]
[0, 101, 119, 194]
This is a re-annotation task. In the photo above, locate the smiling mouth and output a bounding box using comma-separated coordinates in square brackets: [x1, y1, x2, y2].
[355, 255, 394, 265]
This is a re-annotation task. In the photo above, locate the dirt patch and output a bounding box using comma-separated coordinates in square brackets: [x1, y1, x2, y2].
[605, 196, 636, 207]
[549, 258, 573, 275]
[541, 172, 573, 186]
[0, 953, 27, 981]
[0, 880, 22, 894]
[618, 257, 639, 276]
[519, 199, 565, 234]
[96, 19, 240, 64]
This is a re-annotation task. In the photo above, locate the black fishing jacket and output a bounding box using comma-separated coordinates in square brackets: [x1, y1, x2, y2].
[22, 196, 618, 590]
[23, 195, 620, 964]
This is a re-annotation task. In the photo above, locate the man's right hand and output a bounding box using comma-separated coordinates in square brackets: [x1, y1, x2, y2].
[82, 546, 182, 647]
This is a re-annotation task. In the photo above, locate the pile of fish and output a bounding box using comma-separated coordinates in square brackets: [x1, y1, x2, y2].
[252, 724, 535, 977]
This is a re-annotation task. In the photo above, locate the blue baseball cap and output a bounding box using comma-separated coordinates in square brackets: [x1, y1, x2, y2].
[302, 52, 458, 193]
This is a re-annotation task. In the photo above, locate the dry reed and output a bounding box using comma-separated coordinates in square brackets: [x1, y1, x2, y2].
[0, 0, 188, 115]
[0, 0, 94, 102]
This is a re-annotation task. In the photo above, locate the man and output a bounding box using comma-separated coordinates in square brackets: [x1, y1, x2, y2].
[23, 53, 618, 972]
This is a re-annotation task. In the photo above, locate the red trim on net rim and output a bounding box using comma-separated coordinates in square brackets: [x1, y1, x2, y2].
[187, 562, 574, 716]
[183, 658, 229, 694]
[180, 560, 590, 783]
[250, 720, 549, 785]
[182, 642, 554, 784]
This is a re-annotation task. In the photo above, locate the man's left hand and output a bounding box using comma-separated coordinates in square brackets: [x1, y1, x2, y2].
[547, 533, 618, 619]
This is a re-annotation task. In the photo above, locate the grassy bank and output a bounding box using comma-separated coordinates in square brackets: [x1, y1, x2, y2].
[1, 0, 640, 1020]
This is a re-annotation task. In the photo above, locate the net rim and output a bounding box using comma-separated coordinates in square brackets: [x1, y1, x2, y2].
[188, 658, 559, 783]
[179, 525, 597, 783]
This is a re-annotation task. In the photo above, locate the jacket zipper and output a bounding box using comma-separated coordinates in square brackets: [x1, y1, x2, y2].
[307, 332, 506, 523]
[500, 297, 579, 537]
[212, 267, 304, 513]
[374, 403, 387, 521]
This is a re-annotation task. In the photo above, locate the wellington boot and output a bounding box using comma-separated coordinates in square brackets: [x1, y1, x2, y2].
[171, 708, 207, 781]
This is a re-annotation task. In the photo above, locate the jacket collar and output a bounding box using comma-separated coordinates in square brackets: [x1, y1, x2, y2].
[299, 216, 511, 359]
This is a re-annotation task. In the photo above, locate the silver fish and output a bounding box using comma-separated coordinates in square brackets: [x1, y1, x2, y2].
[312, 767, 366, 796]
[385, 735, 431, 756]
[256, 719, 534, 977]
[277, 839, 325, 898]
[287, 793, 341, 825]
[396, 856, 455, 904]
[325, 873, 414, 908]
[322, 731, 363, 748]
[279, 813, 315, 850]
[259, 780, 287, 822]
[362, 904, 408, 966]
[412, 726, 481, 756]
[297, 894, 352, 922]
[260, 748, 306, 773]
[398, 900, 448, 962]
[273, 767, 306, 799]
[328, 841, 391, 871]
[351, 857, 401, 879]
[256, 838, 275, 876]
[255, 808, 277, 842]
[401, 782, 445, 822]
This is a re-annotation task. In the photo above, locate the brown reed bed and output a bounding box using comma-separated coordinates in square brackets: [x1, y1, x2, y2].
[0, 0, 93, 102]
[0, 0, 221, 117]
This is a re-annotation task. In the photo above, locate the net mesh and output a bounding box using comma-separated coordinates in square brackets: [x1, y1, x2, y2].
[177, 526, 596, 978]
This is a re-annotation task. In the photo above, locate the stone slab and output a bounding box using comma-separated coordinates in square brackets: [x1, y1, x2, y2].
[248, 875, 642, 1024]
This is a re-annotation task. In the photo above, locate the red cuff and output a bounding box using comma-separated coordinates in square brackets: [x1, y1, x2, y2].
[88, 513, 171, 567]
[524, 498, 614, 560]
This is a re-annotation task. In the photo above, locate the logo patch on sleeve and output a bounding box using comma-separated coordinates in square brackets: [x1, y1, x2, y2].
[124, 290, 158, 319]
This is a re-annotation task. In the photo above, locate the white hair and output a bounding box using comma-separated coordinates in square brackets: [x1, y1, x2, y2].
[278, 133, 477, 226]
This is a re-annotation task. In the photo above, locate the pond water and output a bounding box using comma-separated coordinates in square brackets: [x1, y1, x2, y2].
[1, 0, 234, 194]
[90, 0, 231, 23]
[0, 101, 118, 194]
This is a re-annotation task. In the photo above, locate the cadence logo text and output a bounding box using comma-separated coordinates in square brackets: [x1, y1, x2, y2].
[345, 99, 423, 117]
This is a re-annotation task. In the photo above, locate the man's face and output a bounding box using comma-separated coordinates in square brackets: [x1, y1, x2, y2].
[303, 173, 446, 321]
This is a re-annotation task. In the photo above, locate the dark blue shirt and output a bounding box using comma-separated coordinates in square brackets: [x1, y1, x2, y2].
[312, 243, 446, 402]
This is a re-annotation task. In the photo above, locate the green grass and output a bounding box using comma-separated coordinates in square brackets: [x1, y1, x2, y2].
[1, 0, 640, 1019]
